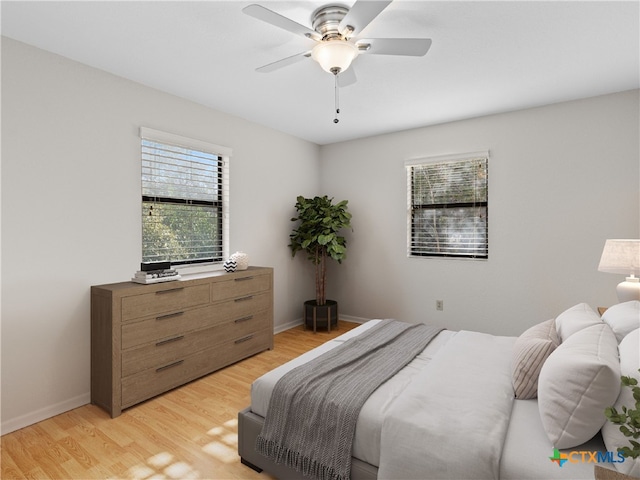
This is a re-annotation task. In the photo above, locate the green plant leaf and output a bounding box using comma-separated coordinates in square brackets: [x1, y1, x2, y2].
[288, 195, 352, 304]
[606, 370, 640, 458]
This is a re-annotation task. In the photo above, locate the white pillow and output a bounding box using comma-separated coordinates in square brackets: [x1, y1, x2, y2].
[511, 319, 559, 399]
[601, 329, 640, 477]
[538, 323, 620, 449]
[554, 303, 602, 342]
[602, 301, 640, 343]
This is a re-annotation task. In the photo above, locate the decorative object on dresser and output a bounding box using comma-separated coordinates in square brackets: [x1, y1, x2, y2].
[288, 195, 352, 332]
[132, 262, 181, 284]
[224, 258, 237, 272]
[598, 239, 640, 302]
[91, 266, 273, 418]
[230, 251, 250, 270]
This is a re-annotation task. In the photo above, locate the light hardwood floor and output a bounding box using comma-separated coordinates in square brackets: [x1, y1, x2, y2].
[1, 321, 359, 480]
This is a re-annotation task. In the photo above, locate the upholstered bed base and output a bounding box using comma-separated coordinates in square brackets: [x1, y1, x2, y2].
[238, 407, 379, 480]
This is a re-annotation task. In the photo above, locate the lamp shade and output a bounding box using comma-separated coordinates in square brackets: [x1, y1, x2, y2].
[598, 239, 640, 275]
[598, 239, 640, 302]
[311, 40, 358, 74]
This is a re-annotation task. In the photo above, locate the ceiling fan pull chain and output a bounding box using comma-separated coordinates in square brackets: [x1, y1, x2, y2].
[334, 73, 340, 124]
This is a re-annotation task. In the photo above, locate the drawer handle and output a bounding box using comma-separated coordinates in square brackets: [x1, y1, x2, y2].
[155, 311, 184, 321]
[156, 360, 184, 372]
[234, 276, 254, 282]
[234, 315, 254, 324]
[155, 335, 184, 347]
[156, 287, 184, 295]
[234, 295, 253, 303]
[235, 335, 254, 344]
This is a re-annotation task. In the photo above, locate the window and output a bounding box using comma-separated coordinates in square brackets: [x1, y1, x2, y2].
[140, 127, 230, 266]
[406, 152, 488, 259]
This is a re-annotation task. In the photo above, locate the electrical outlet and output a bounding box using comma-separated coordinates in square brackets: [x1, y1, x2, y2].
[436, 300, 444, 311]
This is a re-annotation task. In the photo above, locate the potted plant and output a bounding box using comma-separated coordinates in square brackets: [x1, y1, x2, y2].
[289, 195, 352, 331]
[597, 370, 640, 480]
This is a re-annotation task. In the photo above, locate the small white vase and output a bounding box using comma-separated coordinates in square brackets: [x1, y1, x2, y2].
[230, 251, 249, 270]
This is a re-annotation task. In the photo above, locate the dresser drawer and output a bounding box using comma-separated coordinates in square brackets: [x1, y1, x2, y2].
[121, 292, 271, 349]
[223, 327, 273, 364]
[121, 310, 270, 377]
[121, 284, 210, 322]
[211, 273, 270, 302]
[91, 267, 273, 417]
[121, 328, 271, 408]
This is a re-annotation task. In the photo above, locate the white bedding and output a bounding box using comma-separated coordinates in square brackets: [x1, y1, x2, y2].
[250, 320, 606, 479]
[251, 320, 457, 467]
[378, 330, 515, 479]
[500, 398, 604, 480]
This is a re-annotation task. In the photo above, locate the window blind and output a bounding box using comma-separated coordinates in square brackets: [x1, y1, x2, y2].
[140, 128, 230, 265]
[407, 153, 488, 259]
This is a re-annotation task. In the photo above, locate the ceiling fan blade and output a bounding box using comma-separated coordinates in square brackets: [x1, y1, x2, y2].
[243, 4, 321, 41]
[356, 38, 432, 56]
[255, 51, 311, 73]
[339, 0, 393, 36]
[338, 67, 357, 87]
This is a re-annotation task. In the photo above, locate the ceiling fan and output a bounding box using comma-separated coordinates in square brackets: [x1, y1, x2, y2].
[242, 1, 432, 87]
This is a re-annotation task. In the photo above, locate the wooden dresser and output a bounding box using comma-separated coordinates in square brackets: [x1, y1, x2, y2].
[91, 266, 273, 417]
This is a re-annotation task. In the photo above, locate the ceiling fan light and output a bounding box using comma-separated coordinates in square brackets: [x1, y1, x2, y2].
[311, 40, 358, 74]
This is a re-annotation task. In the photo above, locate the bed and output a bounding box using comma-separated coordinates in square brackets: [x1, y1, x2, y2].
[238, 301, 640, 480]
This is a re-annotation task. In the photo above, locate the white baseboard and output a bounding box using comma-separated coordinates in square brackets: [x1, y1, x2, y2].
[3, 317, 373, 434]
[1, 392, 90, 435]
[338, 314, 369, 324]
[274, 318, 304, 334]
[274, 315, 369, 334]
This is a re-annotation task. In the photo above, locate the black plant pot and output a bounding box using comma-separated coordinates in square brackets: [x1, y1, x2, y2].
[303, 300, 338, 332]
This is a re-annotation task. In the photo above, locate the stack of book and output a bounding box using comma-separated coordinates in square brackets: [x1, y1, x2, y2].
[131, 262, 181, 284]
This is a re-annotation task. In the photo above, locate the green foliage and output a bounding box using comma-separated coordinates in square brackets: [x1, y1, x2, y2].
[409, 159, 488, 258]
[288, 196, 352, 305]
[605, 370, 640, 459]
[289, 196, 351, 264]
[142, 202, 219, 263]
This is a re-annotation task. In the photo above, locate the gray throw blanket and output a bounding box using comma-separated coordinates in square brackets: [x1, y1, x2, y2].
[255, 320, 443, 480]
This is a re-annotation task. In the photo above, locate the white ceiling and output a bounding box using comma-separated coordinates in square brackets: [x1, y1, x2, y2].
[2, 1, 639, 145]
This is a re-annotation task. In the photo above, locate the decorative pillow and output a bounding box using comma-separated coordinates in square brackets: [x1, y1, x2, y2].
[554, 303, 602, 343]
[538, 323, 620, 449]
[511, 319, 559, 399]
[602, 301, 640, 343]
[602, 328, 640, 477]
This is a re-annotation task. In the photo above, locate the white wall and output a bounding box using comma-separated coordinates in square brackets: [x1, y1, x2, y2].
[3, 36, 638, 435]
[1, 38, 320, 433]
[320, 90, 640, 336]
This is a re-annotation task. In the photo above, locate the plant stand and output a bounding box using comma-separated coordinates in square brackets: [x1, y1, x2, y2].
[594, 465, 636, 480]
[304, 300, 338, 333]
